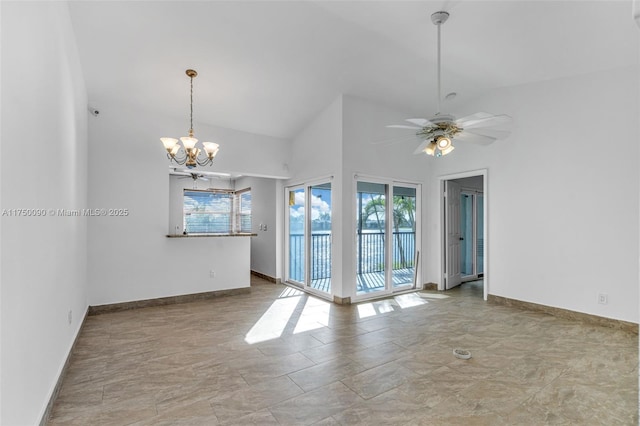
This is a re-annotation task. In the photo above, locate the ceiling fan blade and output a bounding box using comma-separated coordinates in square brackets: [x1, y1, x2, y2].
[406, 118, 433, 127]
[455, 131, 496, 146]
[372, 134, 420, 146]
[455, 112, 492, 123]
[464, 128, 511, 140]
[413, 140, 431, 155]
[457, 113, 512, 129]
[386, 124, 422, 130]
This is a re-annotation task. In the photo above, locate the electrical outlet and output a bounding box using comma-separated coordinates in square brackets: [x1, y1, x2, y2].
[68, 310, 73, 325]
[263, 224, 267, 231]
[598, 293, 608, 305]
[209, 270, 216, 278]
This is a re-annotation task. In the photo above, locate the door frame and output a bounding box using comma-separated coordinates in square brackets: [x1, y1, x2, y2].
[284, 176, 335, 301]
[352, 174, 422, 302]
[439, 169, 488, 300]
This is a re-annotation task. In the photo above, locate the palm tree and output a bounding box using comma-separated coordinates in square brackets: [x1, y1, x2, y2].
[362, 195, 385, 231]
[392, 195, 415, 268]
[361, 194, 416, 270]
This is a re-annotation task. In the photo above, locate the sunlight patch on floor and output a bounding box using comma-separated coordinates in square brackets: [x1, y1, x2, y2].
[293, 297, 331, 334]
[356, 292, 433, 319]
[394, 293, 428, 308]
[418, 292, 450, 300]
[244, 290, 302, 344]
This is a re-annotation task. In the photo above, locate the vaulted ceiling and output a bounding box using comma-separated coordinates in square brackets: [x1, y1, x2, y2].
[68, 1, 639, 140]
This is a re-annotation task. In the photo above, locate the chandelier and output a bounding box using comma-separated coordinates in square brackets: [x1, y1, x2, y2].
[161, 69, 219, 168]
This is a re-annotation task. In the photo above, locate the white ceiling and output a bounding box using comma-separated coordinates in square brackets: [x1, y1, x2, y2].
[68, 1, 639, 140]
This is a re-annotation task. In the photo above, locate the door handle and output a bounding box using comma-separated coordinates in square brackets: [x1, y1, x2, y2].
[459, 237, 464, 241]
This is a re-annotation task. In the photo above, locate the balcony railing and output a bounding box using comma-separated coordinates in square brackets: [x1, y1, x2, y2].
[289, 231, 415, 282]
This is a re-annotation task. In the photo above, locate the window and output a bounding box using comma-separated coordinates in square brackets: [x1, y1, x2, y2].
[183, 188, 251, 234]
[237, 189, 252, 233]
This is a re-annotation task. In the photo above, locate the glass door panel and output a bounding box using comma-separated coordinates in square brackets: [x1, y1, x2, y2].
[309, 183, 331, 293]
[356, 181, 387, 296]
[288, 188, 305, 284]
[392, 186, 416, 288]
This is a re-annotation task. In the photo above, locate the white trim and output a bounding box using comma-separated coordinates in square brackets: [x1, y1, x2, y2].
[285, 174, 334, 189]
[439, 169, 488, 301]
[354, 172, 422, 187]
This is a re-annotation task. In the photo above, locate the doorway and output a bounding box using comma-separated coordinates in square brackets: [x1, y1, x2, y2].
[285, 181, 333, 296]
[461, 189, 483, 282]
[354, 177, 420, 300]
[441, 171, 487, 299]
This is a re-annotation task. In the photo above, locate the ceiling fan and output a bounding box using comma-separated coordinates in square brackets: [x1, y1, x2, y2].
[175, 171, 209, 189]
[386, 11, 512, 157]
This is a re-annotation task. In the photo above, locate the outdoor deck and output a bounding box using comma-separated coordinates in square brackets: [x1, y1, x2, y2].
[307, 268, 415, 294]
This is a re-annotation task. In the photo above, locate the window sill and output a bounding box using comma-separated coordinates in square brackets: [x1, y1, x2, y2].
[166, 233, 257, 238]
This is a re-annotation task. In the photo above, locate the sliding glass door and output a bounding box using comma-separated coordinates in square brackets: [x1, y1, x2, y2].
[286, 182, 332, 295]
[288, 187, 305, 285]
[310, 183, 332, 293]
[356, 178, 420, 298]
[391, 186, 416, 289]
[356, 181, 387, 296]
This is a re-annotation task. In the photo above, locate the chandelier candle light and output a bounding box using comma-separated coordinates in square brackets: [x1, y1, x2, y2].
[161, 69, 219, 168]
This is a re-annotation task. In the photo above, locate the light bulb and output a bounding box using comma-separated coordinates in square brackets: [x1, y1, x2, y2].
[180, 136, 198, 151]
[424, 141, 437, 156]
[436, 136, 451, 150]
[161, 137, 178, 152]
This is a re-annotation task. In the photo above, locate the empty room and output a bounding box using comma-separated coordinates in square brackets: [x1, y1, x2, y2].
[1, 1, 639, 425]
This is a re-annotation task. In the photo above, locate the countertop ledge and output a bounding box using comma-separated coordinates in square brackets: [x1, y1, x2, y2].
[166, 233, 257, 238]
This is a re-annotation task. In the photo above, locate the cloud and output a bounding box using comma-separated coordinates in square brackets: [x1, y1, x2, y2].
[289, 191, 331, 220]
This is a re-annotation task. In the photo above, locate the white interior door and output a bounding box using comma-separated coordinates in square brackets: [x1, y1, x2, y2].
[445, 180, 462, 289]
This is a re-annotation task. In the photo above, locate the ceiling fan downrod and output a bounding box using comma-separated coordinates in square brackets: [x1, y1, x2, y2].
[431, 11, 449, 115]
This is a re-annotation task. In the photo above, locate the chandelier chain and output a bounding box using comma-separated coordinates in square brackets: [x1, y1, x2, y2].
[189, 75, 194, 133]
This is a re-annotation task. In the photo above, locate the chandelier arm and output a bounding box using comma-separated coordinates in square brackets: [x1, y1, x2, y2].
[196, 156, 213, 167]
[169, 150, 188, 164]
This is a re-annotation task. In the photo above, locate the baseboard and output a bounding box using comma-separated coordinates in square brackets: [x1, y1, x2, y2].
[423, 282, 438, 291]
[88, 287, 251, 316]
[333, 295, 351, 305]
[39, 307, 89, 426]
[250, 270, 281, 284]
[488, 294, 638, 335]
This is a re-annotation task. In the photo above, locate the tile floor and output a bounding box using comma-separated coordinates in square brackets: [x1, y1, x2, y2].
[48, 278, 638, 425]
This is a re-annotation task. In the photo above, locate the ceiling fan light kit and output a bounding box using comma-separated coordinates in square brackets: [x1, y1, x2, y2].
[386, 11, 512, 157]
[161, 69, 220, 169]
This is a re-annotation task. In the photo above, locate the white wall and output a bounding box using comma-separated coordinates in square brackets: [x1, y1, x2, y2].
[341, 95, 428, 299]
[235, 176, 280, 279]
[287, 96, 344, 294]
[1, 2, 88, 424]
[87, 98, 291, 306]
[425, 66, 639, 323]
[286, 95, 429, 299]
[289, 96, 343, 181]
